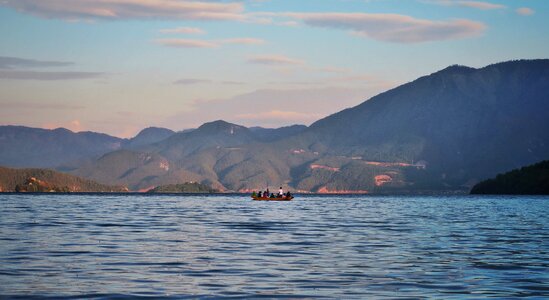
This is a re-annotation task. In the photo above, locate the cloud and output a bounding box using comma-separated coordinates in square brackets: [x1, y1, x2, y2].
[1, 101, 85, 110]
[0, 56, 73, 69]
[156, 38, 219, 48]
[42, 120, 83, 132]
[159, 27, 206, 35]
[272, 12, 485, 43]
[174, 78, 245, 85]
[236, 110, 323, 122]
[0, 70, 105, 80]
[1, 0, 245, 21]
[248, 55, 305, 66]
[222, 38, 266, 45]
[174, 78, 213, 85]
[157, 37, 265, 48]
[162, 86, 388, 128]
[427, 0, 506, 10]
[516, 7, 534, 16]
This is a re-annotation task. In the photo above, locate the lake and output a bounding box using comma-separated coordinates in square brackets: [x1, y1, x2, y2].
[0, 194, 548, 299]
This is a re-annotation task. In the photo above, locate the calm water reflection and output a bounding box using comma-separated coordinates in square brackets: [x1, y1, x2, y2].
[0, 194, 548, 298]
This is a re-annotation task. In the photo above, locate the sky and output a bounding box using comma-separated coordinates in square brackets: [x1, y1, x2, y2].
[0, 0, 547, 138]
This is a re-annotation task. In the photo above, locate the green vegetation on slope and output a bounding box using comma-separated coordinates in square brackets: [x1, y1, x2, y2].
[147, 182, 219, 193]
[0, 166, 127, 192]
[470, 160, 549, 195]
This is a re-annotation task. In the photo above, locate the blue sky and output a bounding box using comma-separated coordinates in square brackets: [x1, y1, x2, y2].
[0, 0, 547, 137]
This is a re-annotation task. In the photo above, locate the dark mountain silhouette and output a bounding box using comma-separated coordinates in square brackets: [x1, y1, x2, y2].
[0, 126, 123, 168]
[471, 160, 549, 195]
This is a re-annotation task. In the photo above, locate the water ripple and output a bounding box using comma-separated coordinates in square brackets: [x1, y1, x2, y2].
[0, 194, 548, 298]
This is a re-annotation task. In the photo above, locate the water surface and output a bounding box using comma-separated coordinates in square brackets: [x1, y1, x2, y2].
[1, 194, 548, 298]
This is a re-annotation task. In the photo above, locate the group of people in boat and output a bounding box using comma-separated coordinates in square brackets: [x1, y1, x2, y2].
[252, 187, 292, 199]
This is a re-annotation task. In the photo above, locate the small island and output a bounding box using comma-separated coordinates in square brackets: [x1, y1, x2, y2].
[471, 160, 549, 195]
[147, 182, 219, 194]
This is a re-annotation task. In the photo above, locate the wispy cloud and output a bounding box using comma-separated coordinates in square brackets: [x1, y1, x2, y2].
[174, 78, 213, 85]
[157, 37, 265, 48]
[0, 70, 105, 80]
[2, 101, 85, 110]
[261, 12, 486, 43]
[174, 78, 245, 85]
[159, 27, 206, 35]
[1, 0, 245, 21]
[163, 86, 384, 129]
[248, 55, 305, 66]
[0, 56, 73, 69]
[222, 38, 266, 45]
[236, 110, 323, 122]
[516, 7, 535, 16]
[156, 38, 219, 48]
[426, 0, 506, 10]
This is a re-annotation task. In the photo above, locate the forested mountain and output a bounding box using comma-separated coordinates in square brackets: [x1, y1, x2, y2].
[471, 160, 549, 195]
[122, 127, 175, 149]
[2, 60, 548, 193]
[0, 166, 127, 192]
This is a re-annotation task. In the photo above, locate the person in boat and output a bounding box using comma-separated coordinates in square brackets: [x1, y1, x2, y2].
[265, 188, 270, 196]
[286, 191, 292, 198]
[278, 186, 283, 197]
[252, 191, 257, 197]
[270, 193, 275, 198]
[257, 191, 263, 198]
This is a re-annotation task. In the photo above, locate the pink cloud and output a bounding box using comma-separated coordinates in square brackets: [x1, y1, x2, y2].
[431, 0, 506, 10]
[275, 12, 485, 43]
[2, 0, 245, 21]
[43, 119, 83, 132]
[162, 86, 389, 129]
[248, 55, 305, 66]
[156, 37, 265, 48]
[236, 110, 323, 122]
[516, 7, 535, 16]
[155, 38, 219, 48]
[159, 27, 206, 35]
[222, 38, 266, 45]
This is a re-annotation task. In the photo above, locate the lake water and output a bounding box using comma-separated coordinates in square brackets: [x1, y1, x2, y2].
[0, 194, 548, 299]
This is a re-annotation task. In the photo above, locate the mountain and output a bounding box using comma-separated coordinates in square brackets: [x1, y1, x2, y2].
[2, 59, 549, 193]
[294, 59, 549, 189]
[0, 126, 124, 168]
[72, 120, 259, 190]
[123, 127, 175, 149]
[0, 166, 127, 192]
[471, 160, 549, 195]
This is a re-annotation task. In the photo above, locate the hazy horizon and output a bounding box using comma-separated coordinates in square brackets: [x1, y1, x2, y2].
[1, 0, 548, 137]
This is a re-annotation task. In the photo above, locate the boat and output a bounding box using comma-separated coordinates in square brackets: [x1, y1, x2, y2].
[252, 195, 293, 201]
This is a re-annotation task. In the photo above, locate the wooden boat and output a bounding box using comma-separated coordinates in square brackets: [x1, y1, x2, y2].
[252, 195, 293, 201]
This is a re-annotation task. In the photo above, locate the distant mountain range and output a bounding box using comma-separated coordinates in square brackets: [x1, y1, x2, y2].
[1, 59, 548, 192]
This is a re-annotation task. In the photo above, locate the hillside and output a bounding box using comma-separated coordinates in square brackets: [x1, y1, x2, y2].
[147, 182, 219, 193]
[0, 126, 124, 168]
[298, 59, 549, 188]
[0, 166, 127, 192]
[471, 160, 549, 195]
